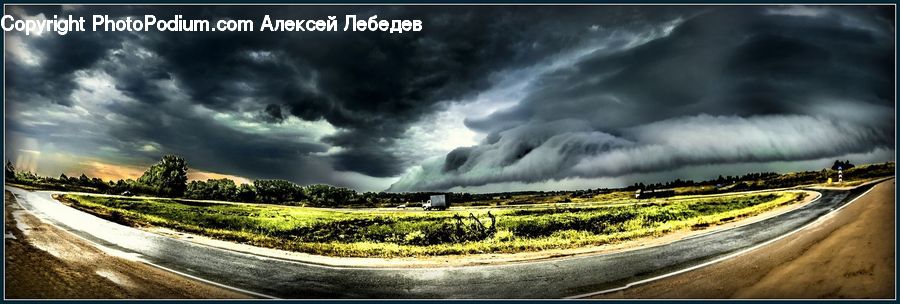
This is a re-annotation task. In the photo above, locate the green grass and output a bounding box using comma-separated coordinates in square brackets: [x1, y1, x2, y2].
[61, 191, 805, 257]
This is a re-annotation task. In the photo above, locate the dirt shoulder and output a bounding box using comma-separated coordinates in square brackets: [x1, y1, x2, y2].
[4, 191, 251, 299]
[144, 190, 819, 268]
[594, 179, 895, 299]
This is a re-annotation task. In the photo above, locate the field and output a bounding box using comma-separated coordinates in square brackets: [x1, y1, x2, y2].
[59, 190, 806, 257]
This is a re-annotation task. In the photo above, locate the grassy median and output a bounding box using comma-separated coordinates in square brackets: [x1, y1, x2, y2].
[61, 191, 805, 257]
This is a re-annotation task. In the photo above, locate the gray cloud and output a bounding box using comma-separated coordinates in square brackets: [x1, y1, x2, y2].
[465, 7, 894, 134]
[5, 5, 691, 185]
[4, 5, 894, 192]
[389, 114, 889, 191]
[390, 7, 895, 191]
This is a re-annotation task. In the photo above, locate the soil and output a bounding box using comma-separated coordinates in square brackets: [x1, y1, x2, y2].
[4, 191, 251, 299]
[594, 179, 895, 299]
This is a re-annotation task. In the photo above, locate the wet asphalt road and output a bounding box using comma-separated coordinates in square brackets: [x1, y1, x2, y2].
[7, 185, 873, 299]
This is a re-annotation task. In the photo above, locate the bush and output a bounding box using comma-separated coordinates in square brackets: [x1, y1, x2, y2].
[492, 230, 515, 242]
[403, 231, 427, 245]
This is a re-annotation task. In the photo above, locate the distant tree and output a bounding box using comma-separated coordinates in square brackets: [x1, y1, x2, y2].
[5, 161, 15, 181]
[831, 160, 856, 170]
[138, 155, 188, 197]
[185, 180, 207, 199]
[304, 184, 356, 207]
[89, 177, 107, 190]
[253, 179, 301, 204]
[79, 173, 90, 186]
[236, 184, 257, 202]
[209, 179, 238, 201]
[15, 171, 37, 182]
[110, 179, 129, 194]
[186, 178, 238, 201]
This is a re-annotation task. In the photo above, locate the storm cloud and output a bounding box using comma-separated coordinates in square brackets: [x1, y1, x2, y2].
[389, 6, 895, 191]
[389, 115, 889, 191]
[4, 5, 894, 192]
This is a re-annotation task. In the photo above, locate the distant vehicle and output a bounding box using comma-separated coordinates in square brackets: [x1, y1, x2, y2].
[422, 195, 449, 211]
[120, 191, 134, 197]
[634, 189, 675, 199]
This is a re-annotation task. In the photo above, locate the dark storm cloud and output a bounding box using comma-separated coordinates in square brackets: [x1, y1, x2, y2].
[6, 5, 894, 191]
[389, 115, 889, 191]
[263, 104, 285, 123]
[5, 5, 689, 183]
[134, 6, 686, 177]
[5, 30, 126, 107]
[390, 6, 896, 191]
[465, 7, 894, 134]
[103, 100, 338, 185]
[125, 6, 690, 178]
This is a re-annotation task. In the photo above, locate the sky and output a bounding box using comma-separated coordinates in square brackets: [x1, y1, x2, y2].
[4, 5, 895, 192]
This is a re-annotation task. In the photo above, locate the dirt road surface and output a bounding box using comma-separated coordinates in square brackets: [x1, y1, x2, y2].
[596, 179, 895, 299]
[4, 191, 251, 299]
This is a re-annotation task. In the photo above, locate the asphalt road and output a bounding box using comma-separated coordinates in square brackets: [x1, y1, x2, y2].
[7, 185, 874, 299]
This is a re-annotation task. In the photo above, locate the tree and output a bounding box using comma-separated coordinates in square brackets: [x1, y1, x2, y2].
[831, 160, 855, 171]
[236, 184, 256, 202]
[253, 179, 301, 204]
[138, 155, 188, 197]
[185, 180, 208, 199]
[5, 161, 16, 181]
[304, 184, 356, 207]
[111, 179, 129, 194]
[208, 178, 238, 201]
[185, 178, 238, 201]
[79, 173, 90, 186]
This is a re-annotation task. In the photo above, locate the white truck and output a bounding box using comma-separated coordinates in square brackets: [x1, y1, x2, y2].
[422, 195, 449, 211]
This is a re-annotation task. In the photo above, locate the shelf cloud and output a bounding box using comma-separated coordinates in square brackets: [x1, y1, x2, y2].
[389, 7, 895, 191]
[389, 115, 889, 191]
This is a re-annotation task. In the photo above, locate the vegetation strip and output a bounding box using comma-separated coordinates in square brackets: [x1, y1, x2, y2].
[61, 191, 804, 257]
[6, 155, 892, 208]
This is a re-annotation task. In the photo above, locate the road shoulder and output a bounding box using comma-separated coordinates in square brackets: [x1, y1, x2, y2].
[594, 179, 895, 299]
[4, 190, 251, 299]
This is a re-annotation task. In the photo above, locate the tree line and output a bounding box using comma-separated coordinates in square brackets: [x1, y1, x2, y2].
[4, 155, 893, 207]
[4, 155, 485, 207]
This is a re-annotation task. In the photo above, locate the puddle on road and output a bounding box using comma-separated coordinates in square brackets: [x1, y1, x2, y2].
[12, 210, 31, 237]
[10, 209, 100, 263]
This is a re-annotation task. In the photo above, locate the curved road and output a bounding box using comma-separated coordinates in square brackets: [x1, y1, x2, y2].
[7, 184, 875, 299]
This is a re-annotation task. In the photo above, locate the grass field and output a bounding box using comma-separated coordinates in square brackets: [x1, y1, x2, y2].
[61, 191, 805, 257]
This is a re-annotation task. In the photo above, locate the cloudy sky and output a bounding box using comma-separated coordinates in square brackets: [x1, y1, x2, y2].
[4, 5, 895, 192]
